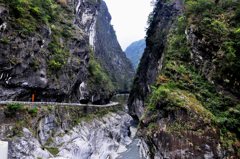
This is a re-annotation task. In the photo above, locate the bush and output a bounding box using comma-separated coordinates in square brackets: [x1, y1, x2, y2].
[28, 107, 38, 116]
[88, 49, 114, 92]
[5, 103, 24, 117]
[48, 40, 69, 71]
[4, 0, 59, 33]
[48, 59, 64, 70]
[7, 103, 23, 111]
[186, 0, 215, 14]
[210, 20, 228, 35]
[0, 37, 10, 44]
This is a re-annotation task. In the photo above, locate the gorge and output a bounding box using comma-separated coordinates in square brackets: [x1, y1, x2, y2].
[0, 0, 240, 159]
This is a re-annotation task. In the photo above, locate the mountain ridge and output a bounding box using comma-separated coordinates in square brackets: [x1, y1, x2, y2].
[125, 39, 146, 70]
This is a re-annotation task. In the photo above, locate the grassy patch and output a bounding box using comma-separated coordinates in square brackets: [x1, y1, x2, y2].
[0, 37, 10, 44]
[147, 83, 213, 122]
[28, 107, 38, 117]
[45, 147, 59, 156]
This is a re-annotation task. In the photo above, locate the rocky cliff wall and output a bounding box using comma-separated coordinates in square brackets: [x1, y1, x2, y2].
[0, 0, 134, 103]
[128, 0, 183, 119]
[94, 1, 135, 91]
[128, 0, 240, 158]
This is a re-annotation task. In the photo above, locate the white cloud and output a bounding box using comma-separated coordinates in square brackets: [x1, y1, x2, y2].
[104, 0, 153, 50]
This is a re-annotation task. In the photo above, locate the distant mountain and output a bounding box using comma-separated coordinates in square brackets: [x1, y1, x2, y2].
[125, 39, 146, 69]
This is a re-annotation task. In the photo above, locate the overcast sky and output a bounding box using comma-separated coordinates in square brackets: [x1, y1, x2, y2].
[104, 0, 153, 50]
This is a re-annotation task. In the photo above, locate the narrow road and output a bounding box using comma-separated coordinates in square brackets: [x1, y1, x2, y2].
[0, 101, 119, 107]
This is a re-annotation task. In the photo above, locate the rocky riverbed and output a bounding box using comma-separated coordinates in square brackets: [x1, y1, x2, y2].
[9, 112, 133, 159]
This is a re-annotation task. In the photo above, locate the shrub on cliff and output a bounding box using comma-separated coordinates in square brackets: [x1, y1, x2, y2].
[5, 103, 24, 117]
[88, 49, 114, 93]
[2, 0, 64, 34]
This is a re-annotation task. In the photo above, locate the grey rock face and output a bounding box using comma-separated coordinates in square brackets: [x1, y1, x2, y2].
[138, 107, 225, 159]
[186, 25, 216, 83]
[8, 112, 134, 159]
[0, 0, 134, 103]
[127, 0, 239, 158]
[9, 128, 52, 159]
[0, 2, 90, 102]
[75, 0, 135, 92]
[94, 1, 135, 92]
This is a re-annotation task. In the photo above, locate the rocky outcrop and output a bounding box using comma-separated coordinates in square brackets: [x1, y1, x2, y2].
[186, 22, 240, 96]
[125, 39, 146, 70]
[19, 113, 132, 159]
[0, 0, 134, 103]
[0, 104, 134, 159]
[138, 98, 224, 158]
[9, 112, 133, 159]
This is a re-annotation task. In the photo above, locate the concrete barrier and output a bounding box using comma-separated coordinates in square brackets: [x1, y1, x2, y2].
[0, 141, 8, 159]
[0, 101, 119, 107]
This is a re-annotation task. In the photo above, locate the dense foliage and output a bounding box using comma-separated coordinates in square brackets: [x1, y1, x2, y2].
[185, 0, 240, 94]
[1, 0, 58, 33]
[88, 49, 114, 93]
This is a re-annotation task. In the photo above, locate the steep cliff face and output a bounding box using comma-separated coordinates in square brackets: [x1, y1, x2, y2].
[0, 0, 133, 103]
[125, 39, 146, 70]
[129, 0, 240, 158]
[128, 0, 183, 118]
[93, 1, 135, 91]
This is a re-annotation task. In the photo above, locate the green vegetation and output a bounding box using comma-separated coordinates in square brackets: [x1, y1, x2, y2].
[45, 147, 59, 156]
[48, 38, 70, 71]
[5, 103, 24, 117]
[0, 37, 10, 44]
[88, 48, 114, 92]
[7, 103, 23, 111]
[185, 0, 240, 93]
[185, 0, 214, 14]
[3, 0, 59, 34]
[28, 107, 38, 116]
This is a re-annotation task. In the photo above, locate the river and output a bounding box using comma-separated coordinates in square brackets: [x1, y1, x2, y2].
[112, 94, 143, 159]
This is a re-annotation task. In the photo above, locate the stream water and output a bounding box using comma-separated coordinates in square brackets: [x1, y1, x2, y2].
[117, 139, 141, 159]
[112, 94, 143, 159]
